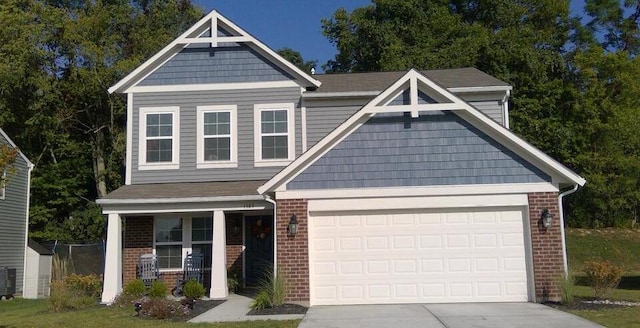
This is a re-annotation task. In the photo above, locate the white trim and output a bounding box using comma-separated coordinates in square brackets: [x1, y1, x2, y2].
[21, 163, 33, 295]
[258, 69, 585, 194]
[127, 80, 299, 93]
[503, 89, 511, 129]
[307, 194, 529, 213]
[210, 210, 228, 298]
[138, 107, 180, 171]
[253, 103, 295, 167]
[103, 205, 269, 215]
[302, 91, 381, 98]
[125, 93, 133, 184]
[368, 103, 462, 114]
[301, 106, 307, 153]
[277, 183, 558, 200]
[101, 214, 122, 304]
[154, 216, 185, 270]
[97, 194, 264, 205]
[177, 36, 251, 44]
[109, 11, 320, 94]
[521, 206, 536, 302]
[196, 105, 238, 169]
[447, 85, 513, 92]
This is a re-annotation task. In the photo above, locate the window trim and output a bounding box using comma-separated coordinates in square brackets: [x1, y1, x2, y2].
[253, 103, 295, 167]
[0, 169, 5, 200]
[152, 215, 213, 272]
[196, 105, 238, 169]
[153, 216, 184, 271]
[138, 106, 180, 171]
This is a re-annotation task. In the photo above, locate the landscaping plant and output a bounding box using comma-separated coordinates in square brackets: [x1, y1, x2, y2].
[250, 268, 288, 310]
[583, 260, 623, 299]
[148, 280, 168, 298]
[49, 274, 102, 312]
[557, 272, 576, 305]
[182, 280, 206, 300]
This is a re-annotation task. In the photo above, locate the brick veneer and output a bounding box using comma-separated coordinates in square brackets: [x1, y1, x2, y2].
[275, 199, 309, 302]
[528, 192, 563, 302]
[225, 213, 243, 276]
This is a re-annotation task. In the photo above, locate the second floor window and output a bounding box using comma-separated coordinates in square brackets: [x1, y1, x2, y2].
[139, 107, 180, 170]
[254, 103, 295, 167]
[197, 105, 238, 169]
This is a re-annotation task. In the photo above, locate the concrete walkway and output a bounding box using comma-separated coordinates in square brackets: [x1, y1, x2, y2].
[299, 302, 605, 328]
[188, 293, 305, 323]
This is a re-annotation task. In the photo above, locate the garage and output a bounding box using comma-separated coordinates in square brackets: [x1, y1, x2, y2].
[308, 201, 532, 306]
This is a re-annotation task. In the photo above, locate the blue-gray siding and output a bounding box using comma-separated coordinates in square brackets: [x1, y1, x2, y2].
[131, 87, 302, 184]
[389, 89, 437, 105]
[0, 134, 29, 294]
[288, 111, 549, 190]
[138, 44, 293, 86]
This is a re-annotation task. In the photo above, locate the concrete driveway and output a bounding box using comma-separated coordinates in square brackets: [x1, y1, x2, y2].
[299, 303, 604, 328]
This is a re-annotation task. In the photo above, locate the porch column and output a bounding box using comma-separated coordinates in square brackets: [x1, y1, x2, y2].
[101, 213, 122, 304]
[210, 210, 228, 298]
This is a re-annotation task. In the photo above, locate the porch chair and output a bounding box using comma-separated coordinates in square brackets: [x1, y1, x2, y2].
[172, 253, 204, 296]
[137, 254, 160, 288]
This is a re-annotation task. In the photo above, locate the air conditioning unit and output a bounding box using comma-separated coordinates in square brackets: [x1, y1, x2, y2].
[0, 267, 16, 299]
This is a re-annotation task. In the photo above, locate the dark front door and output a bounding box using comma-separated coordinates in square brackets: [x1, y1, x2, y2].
[245, 215, 274, 285]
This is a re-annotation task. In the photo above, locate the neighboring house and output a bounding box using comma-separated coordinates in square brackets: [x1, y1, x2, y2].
[98, 11, 586, 306]
[0, 128, 34, 297]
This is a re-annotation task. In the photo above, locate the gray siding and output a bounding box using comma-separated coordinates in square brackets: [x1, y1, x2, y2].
[138, 44, 293, 86]
[467, 100, 502, 125]
[131, 87, 302, 184]
[305, 104, 362, 149]
[0, 134, 29, 294]
[389, 89, 437, 105]
[288, 111, 549, 190]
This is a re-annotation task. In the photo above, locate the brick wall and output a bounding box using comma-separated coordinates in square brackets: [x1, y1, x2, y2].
[528, 192, 563, 302]
[225, 214, 243, 276]
[276, 199, 309, 302]
[123, 216, 153, 285]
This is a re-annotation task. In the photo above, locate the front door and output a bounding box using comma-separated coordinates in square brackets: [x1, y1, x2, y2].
[245, 215, 274, 285]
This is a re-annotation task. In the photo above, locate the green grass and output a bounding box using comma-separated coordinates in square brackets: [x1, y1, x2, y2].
[565, 228, 640, 328]
[0, 298, 301, 328]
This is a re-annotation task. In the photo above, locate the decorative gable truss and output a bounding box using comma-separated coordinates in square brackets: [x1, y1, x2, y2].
[258, 69, 586, 194]
[109, 10, 321, 94]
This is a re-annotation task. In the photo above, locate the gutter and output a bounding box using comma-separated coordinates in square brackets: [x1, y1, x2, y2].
[96, 194, 264, 205]
[264, 195, 278, 278]
[302, 85, 513, 99]
[559, 184, 579, 275]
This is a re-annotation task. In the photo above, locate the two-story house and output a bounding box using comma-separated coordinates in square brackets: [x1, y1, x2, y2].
[0, 128, 34, 297]
[98, 11, 585, 306]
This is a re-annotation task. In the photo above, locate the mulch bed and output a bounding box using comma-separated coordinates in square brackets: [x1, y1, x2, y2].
[246, 303, 308, 316]
[181, 299, 226, 321]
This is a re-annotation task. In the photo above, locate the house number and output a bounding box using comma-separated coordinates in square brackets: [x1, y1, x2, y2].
[243, 203, 255, 208]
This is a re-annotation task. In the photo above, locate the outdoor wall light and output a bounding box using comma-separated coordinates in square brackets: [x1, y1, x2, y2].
[287, 214, 299, 236]
[541, 208, 553, 228]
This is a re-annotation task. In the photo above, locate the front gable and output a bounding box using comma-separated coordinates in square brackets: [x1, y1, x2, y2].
[258, 69, 585, 194]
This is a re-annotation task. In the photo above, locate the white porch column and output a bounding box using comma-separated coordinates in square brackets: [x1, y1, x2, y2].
[101, 213, 122, 304]
[210, 210, 228, 298]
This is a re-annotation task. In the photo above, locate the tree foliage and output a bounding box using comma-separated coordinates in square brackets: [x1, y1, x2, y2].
[323, 0, 640, 227]
[277, 47, 317, 73]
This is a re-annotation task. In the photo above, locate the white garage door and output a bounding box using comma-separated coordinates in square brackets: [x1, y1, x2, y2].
[308, 207, 529, 305]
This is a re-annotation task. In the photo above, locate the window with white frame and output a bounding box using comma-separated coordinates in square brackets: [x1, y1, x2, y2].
[197, 106, 237, 168]
[138, 107, 180, 170]
[254, 103, 295, 167]
[153, 216, 213, 270]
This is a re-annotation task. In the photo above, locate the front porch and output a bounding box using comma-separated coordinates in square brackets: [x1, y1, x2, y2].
[97, 181, 275, 304]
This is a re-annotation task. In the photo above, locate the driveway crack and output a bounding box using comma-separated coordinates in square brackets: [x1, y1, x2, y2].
[422, 305, 451, 328]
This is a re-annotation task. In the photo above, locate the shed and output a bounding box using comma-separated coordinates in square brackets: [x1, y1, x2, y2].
[23, 239, 53, 299]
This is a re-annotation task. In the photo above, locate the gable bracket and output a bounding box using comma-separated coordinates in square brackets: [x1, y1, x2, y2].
[410, 76, 419, 118]
[368, 103, 464, 114]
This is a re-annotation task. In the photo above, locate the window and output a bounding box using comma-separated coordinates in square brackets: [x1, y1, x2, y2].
[254, 103, 295, 167]
[197, 106, 237, 168]
[153, 215, 213, 271]
[139, 107, 180, 170]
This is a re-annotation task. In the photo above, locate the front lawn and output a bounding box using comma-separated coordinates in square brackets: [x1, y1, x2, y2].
[0, 298, 300, 328]
[565, 228, 640, 328]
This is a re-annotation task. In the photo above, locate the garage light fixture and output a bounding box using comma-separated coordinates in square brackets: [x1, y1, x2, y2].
[541, 209, 553, 228]
[287, 214, 299, 236]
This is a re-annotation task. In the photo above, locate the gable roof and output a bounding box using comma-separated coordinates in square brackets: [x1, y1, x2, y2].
[258, 69, 585, 193]
[0, 128, 33, 168]
[109, 10, 321, 94]
[310, 68, 511, 95]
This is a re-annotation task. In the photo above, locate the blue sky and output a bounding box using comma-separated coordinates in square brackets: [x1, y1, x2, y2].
[195, 1, 588, 72]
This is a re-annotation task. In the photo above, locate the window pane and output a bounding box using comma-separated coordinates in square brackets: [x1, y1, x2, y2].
[147, 113, 159, 125]
[157, 245, 182, 269]
[204, 112, 218, 124]
[192, 217, 212, 242]
[147, 125, 159, 137]
[147, 139, 172, 163]
[274, 110, 287, 121]
[159, 113, 172, 124]
[204, 137, 231, 161]
[262, 136, 288, 159]
[218, 122, 230, 135]
[261, 111, 272, 121]
[261, 122, 273, 134]
[192, 244, 212, 269]
[155, 218, 182, 242]
[218, 112, 230, 123]
[146, 113, 173, 137]
[274, 122, 287, 133]
[159, 125, 172, 137]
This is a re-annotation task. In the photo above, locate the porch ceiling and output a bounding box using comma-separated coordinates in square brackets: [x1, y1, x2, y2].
[100, 180, 267, 200]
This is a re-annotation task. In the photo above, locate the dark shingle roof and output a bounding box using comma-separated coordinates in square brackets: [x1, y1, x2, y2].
[28, 239, 54, 255]
[311, 68, 510, 94]
[101, 180, 266, 200]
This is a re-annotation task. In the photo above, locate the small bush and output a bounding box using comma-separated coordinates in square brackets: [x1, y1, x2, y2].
[148, 280, 168, 298]
[250, 268, 288, 310]
[139, 297, 188, 319]
[583, 260, 623, 298]
[251, 290, 272, 310]
[227, 272, 242, 293]
[123, 279, 146, 297]
[64, 274, 102, 298]
[557, 273, 576, 305]
[183, 280, 206, 300]
[49, 280, 96, 312]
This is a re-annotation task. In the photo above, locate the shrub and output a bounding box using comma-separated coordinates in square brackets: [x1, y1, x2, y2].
[49, 280, 96, 312]
[139, 297, 188, 319]
[583, 260, 623, 298]
[183, 280, 206, 300]
[64, 274, 102, 298]
[227, 272, 242, 293]
[250, 268, 288, 310]
[51, 255, 69, 282]
[148, 280, 168, 298]
[123, 279, 146, 297]
[557, 272, 576, 305]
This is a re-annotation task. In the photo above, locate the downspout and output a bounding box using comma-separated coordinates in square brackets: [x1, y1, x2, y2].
[559, 184, 579, 275]
[22, 162, 34, 294]
[264, 194, 277, 277]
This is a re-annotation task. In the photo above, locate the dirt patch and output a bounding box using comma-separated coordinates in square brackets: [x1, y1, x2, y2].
[246, 303, 308, 316]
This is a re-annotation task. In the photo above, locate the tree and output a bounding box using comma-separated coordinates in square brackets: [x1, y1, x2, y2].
[0, 144, 18, 174]
[277, 47, 317, 73]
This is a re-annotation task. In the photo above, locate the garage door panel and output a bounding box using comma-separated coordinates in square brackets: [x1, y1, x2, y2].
[309, 207, 529, 305]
